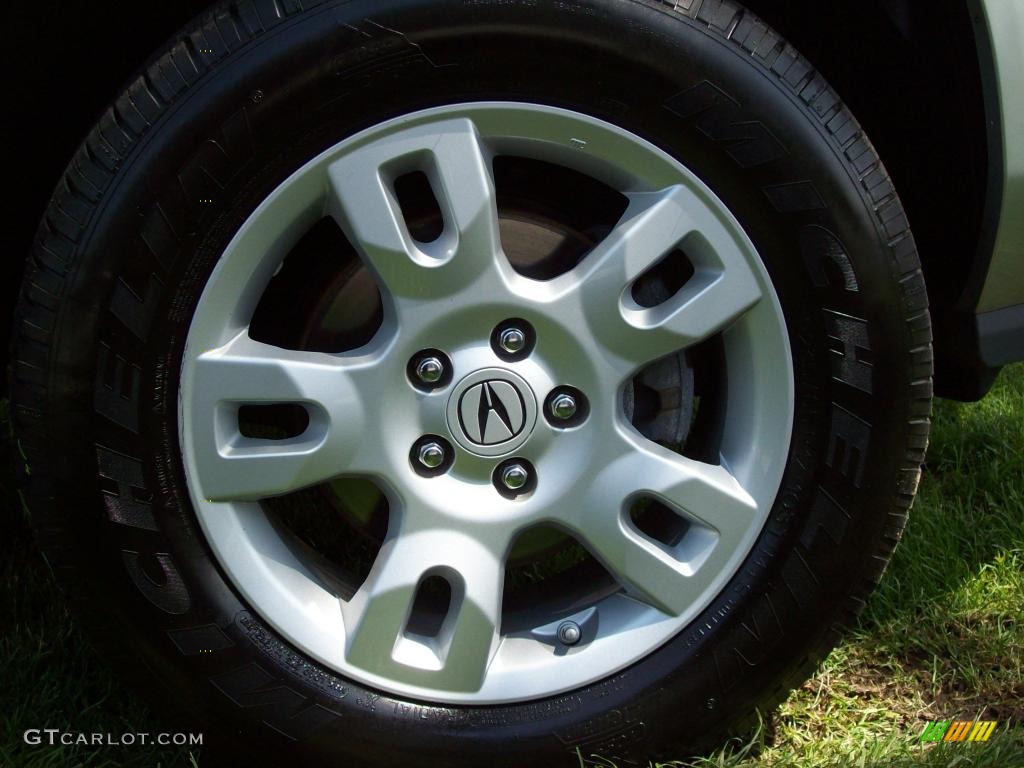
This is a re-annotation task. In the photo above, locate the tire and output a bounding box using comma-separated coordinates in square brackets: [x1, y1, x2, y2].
[10, 0, 932, 765]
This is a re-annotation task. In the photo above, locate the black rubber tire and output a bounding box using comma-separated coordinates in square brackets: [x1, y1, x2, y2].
[9, 0, 933, 765]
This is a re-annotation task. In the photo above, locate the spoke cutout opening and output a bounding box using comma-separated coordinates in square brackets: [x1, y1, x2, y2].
[626, 496, 720, 577]
[394, 170, 445, 244]
[250, 217, 384, 354]
[630, 244, 697, 308]
[238, 404, 310, 440]
[405, 575, 453, 639]
[628, 497, 691, 548]
[494, 156, 628, 280]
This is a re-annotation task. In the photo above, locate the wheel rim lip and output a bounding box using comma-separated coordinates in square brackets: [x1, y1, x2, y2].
[177, 102, 795, 704]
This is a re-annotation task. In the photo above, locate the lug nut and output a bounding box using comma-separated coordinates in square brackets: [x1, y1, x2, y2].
[415, 356, 444, 384]
[557, 621, 582, 646]
[417, 442, 446, 470]
[499, 327, 527, 354]
[550, 394, 578, 421]
[546, 388, 589, 428]
[408, 350, 451, 390]
[501, 463, 529, 491]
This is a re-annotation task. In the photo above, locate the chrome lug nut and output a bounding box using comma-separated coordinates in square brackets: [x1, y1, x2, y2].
[499, 327, 527, 354]
[557, 621, 582, 646]
[550, 394, 578, 420]
[415, 356, 444, 384]
[417, 442, 446, 470]
[546, 388, 589, 428]
[501, 463, 529, 491]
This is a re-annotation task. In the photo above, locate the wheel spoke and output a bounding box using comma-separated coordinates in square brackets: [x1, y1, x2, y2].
[569, 442, 757, 615]
[186, 331, 376, 501]
[620, 440, 758, 543]
[343, 527, 504, 692]
[567, 185, 763, 369]
[574, 511, 701, 615]
[326, 117, 506, 303]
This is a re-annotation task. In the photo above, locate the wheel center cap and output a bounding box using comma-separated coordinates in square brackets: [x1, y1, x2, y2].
[446, 368, 538, 457]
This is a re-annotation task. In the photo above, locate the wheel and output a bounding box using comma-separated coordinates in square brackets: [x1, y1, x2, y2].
[10, 0, 932, 764]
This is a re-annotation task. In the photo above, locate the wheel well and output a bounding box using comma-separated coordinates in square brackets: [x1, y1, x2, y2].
[740, 0, 993, 397]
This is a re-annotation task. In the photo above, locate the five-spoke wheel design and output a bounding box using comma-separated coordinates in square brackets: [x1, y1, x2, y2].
[179, 103, 794, 704]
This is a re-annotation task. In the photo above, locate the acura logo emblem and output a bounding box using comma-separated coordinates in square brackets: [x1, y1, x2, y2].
[446, 368, 538, 457]
[458, 381, 527, 446]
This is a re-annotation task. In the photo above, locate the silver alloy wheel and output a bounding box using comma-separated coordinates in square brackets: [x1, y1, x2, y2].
[178, 103, 794, 704]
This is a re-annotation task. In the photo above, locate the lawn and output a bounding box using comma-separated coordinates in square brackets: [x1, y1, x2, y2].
[2, 366, 1022, 768]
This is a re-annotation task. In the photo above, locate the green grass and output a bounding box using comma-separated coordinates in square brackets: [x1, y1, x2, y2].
[2, 367, 1023, 767]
